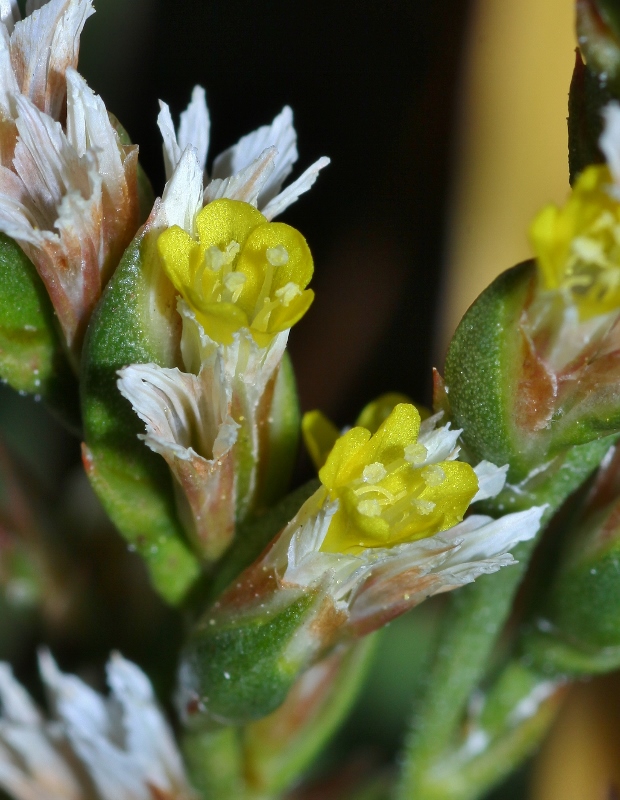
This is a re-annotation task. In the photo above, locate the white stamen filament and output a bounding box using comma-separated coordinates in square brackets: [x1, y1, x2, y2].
[224, 271, 246, 302]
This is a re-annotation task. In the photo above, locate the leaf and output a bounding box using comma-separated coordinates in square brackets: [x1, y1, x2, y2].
[0, 233, 80, 433]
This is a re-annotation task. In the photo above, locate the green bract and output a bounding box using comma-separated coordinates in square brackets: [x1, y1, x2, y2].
[445, 260, 620, 482]
[81, 226, 201, 605]
[180, 590, 318, 726]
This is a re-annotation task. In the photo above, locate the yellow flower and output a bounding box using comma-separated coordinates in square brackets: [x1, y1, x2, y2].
[301, 393, 424, 471]
[314, 403, 479, 555]
[157, 198, 314, 346]
[530, 164, 620, 319]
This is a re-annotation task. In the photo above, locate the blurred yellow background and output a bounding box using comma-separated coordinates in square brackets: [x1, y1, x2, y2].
[440, 0, 575, 354]
[445, 1, 620, 798]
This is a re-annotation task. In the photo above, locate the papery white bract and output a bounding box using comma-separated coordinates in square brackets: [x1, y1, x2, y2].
[0, 0, 94, 121]
[158, 86, 330, 221]
[0, 653, 196, 800]
[117, 300, 290, 560]
[117, 354, 240, 562]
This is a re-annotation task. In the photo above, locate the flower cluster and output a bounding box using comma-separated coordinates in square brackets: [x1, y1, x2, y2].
[118, 91, 329, 561]
[269, 403, 540, 634]
[177, 402, 543, 725]
[0, 0, 140, 354]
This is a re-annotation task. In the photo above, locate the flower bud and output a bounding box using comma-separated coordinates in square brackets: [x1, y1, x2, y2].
[523, 475, 620, 675]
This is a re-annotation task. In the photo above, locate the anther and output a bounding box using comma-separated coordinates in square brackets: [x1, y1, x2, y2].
[421, 465, 446, 487]
[404, 442, 428, 466]
[204, 246, 226, 272]
[412, 498, 436, 515]
[358, 498, 382, 517]
[266, 245, 289, 266]
[362, 462, 387, 484]
[275, 281, 302, 307]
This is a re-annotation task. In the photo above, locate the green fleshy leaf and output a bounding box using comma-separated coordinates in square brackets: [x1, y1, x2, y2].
[395, 435, 616, 800]
[81, 227, 201, 605]
[183, 728, 245, 800]
[522, 494, 620, 674]
[445, 259, 620, 480]
[0, 234, 80, 433]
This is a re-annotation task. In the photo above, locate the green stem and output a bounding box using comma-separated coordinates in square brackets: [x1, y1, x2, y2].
[183, 727, 246, 800]
[414, 665, 563, 800]
[394, 435, 616, 800]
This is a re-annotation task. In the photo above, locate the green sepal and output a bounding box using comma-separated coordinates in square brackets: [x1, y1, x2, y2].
[180, 590, 318, 726]
[81, 227, 201, 605]
[255, 351, 301, 512]
[243, 636, 377, 798]
[0, 234, 80, 433]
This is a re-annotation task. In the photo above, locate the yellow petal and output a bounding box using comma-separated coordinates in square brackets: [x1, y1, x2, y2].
[236, 221, 313, 296]
[319, 426, 371, 491]
[302, 410, 340, 470]
[195, 199, 266, 251]
[193, 301, 250, 346]
[415, 460, 479, 531]
[263, 288, 315, 335]
[157, 225, 199, 296]
[355, 403, 421, 471]
[355, 393, 421, 433]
